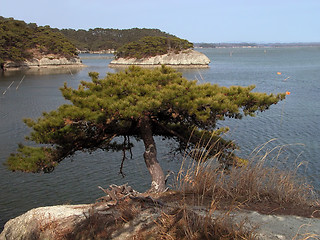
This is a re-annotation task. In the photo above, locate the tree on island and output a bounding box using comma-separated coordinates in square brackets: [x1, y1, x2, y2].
[115, 36, 194, 59]
[7, 66, 285, 192]
[0, 17, 77, 65]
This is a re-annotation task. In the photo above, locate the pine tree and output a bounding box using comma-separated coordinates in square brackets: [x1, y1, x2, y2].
[7, 66, 285, 192]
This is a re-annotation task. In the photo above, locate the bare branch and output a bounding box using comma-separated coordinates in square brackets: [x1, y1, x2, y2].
[119, 135, 128, 178]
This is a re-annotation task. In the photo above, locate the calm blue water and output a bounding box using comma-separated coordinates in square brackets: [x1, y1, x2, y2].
[0, 48, 319, 230]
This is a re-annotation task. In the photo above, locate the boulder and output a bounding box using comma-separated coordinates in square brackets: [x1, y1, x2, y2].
[109, 49, 210, 68]
[0, 204, 91, 240]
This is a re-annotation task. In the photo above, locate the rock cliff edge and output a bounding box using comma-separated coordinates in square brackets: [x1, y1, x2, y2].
[109, 49, 210, 68]
[3, 56, 84, 70]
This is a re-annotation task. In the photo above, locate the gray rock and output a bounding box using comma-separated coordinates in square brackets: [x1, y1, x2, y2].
[0, 204, 91, 240]
[109, 49, 210, 68]
[4, 57, 83, 70]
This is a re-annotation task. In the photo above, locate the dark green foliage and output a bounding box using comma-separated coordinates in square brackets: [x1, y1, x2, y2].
[6, 144, 56, 173]
[0, 16, 77, 64]
[58, 27, 176, 51]
[115, 36, 194, 59]
[7, 66, 285, 174]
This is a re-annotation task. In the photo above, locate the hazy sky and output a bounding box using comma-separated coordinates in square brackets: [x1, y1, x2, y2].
[1, 0, 319, 43]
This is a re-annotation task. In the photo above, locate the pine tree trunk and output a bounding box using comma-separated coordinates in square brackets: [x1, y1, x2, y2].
[139, 116, 166, 193]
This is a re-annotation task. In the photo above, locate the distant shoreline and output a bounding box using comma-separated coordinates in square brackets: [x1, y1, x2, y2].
[194, 42, 320, 49]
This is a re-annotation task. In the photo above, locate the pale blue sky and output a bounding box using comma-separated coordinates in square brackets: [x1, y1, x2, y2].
[1, 0, 319, 43]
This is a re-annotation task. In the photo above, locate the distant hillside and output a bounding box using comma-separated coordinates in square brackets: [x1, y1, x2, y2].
[0, 17, 78, 65]
[57, 28, 177, 52]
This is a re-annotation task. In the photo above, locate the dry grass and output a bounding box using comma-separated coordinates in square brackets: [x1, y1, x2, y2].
[175, 139, 318, 210]
[135, 205, 257, 240]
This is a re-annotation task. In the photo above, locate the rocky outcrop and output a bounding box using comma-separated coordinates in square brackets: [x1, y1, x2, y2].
[3, 57, 84, 70]
[109, 49, 210, 68]
[2, 202, 320, 240]
[2, 184, 319, 240]
[0, 184, 157, 240]
[0, 204, 92, 240]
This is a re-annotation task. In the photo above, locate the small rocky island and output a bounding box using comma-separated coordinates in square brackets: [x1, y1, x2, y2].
[109, 49, 210, 68]
[109, 36, 210, 68]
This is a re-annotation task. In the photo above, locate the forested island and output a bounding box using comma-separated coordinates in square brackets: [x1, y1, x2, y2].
[109, 36, 210, 67]
[1, 16, 210, 69]
[1, 16, 203, 69]
[0, 16, 79, 69]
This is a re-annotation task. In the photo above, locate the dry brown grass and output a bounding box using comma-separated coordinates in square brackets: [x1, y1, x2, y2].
[134, 205, 257, 240]
[175, 139, 318, 210]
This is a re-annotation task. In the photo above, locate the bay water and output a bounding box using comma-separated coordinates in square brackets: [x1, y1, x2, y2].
[0, 47, 319, 230]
